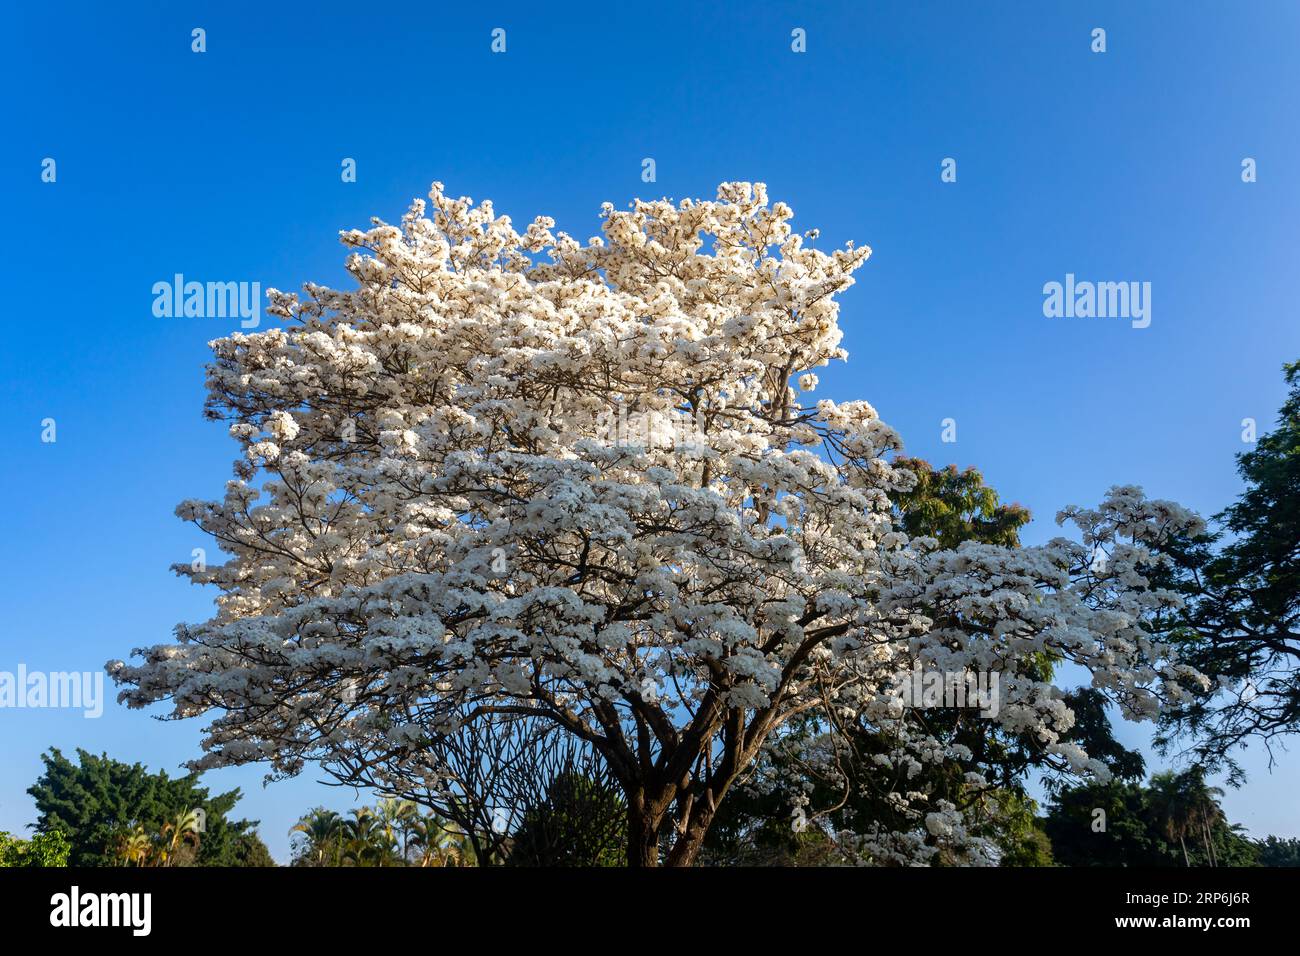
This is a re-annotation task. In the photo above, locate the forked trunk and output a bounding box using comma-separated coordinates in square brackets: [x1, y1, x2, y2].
[665, 817, 713, 867]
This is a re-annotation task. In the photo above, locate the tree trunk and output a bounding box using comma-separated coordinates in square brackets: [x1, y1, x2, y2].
[665, 817, 712, 867]
[626, 797, 664, 867]
[664, 789, 721, 867]
[1179, 835, 1190, 867]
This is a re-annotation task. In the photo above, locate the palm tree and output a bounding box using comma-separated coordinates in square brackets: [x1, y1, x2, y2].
[290, 808, 345, 866]
[157, 808, 203, 867]
[1148, 772, 1194, 866]
[112, 825, 153, 867]
[443, 832, 477, 866]
[374, 798, 420, 861]
[1181, 768, 1227, 867]
[341, 807, 398, 866]
[407, 813, 476, 867]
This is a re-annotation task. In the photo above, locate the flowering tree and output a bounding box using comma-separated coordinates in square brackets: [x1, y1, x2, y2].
[111, 182, 1206, 866]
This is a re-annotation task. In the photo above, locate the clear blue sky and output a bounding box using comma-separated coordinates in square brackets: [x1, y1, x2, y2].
[2, 1, 1297, 862]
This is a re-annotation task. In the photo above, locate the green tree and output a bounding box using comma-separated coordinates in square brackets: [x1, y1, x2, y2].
[508, 772, 627, 867]
[1044, 780, 1179, 867]
[1180, 768, 1227, 866]
[1147, 771, 1196, 866]
[1045, 771, 1256, 867]
[892, 457, 1030, 549]
[373, 798, 420, 861]
[292, 802, 472, 867]
[290, 808, 345, 867]
[155, 808, 204, 867]
[1211, 824, 1261, 866]
[406, 813, 475, 867]
[339, 807, 401, 867]
[1255, 835, 1300, 866]
[0, 829, 71, 867]
[1156, 768, 1258, 867]
[1157, 361, 1300, 778]
[230, 830, 276, 866]
[109, 825, 152, 866]
[28, 747, 262, 867]
[986, 792, 1054, 867]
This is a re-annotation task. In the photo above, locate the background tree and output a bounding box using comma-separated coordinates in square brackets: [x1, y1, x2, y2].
[110, 826, 151, 866]
[1044, 771, 1257, 867]
[1178, 767, 1226, 866]
[1044, 779, 1175, 867]
[507, 769, 626, 867]
[1157, 361, 1300, 777]
[28, 747, 265, 867]
[990, 794, 1054, 867]
[156, 807, 204, 867]
[290, 801, 470, 866]
[339, 808, 400, 867]
[891, 457, 1030, 549]
[345, 716, 614, 866]
[289, 808, 344, 866]
[406, 812, 474, 867]
[1147, 770, 1196, 865]
[230, 830, 277, 867]
[0, 829, 70, 867]
[1255, 835, 1300, 866]
[373, 798, 420, 861]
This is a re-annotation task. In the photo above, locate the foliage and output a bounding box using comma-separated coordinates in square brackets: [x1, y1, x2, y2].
[289, 808, 345, 867]
[1157, 361, 1300, 778]
[0, 829, 71, 867]
[290, 801, 472, 867]
[230, 830, 277, 866]
[28, 747, 264, 867]
[1044, 770, 1259, 867]
[1255, 835, 1300, 867]
[1044, 779, 1173, 866]
[892, 457, 1030, 550]
[508, 771, 626, 867]
[987, 792, 1054, 867]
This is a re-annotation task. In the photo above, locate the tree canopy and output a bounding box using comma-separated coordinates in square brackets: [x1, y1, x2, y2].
[110, 182, 1210, 866]
[28, 747, 268, 867]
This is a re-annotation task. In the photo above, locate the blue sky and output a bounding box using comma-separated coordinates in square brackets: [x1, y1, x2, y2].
[2, 1, 1297, 862]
